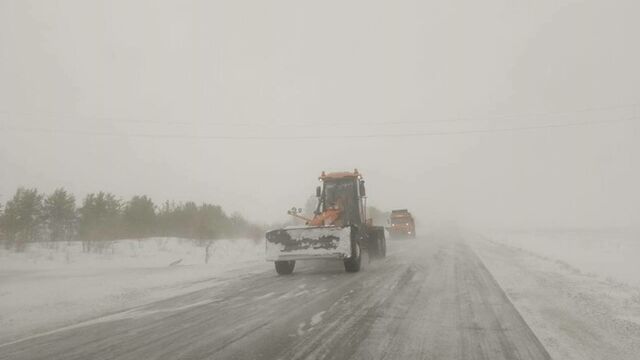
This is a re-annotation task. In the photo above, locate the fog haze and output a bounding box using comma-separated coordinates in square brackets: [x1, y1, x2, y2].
[1, 0, 639, 228]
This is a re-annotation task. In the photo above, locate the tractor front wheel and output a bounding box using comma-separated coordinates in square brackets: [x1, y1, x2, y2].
[275, 260, 295, 275]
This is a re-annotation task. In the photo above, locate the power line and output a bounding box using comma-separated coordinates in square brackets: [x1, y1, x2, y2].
[1, 116, 636, 141]
[1, 103, 638, 128]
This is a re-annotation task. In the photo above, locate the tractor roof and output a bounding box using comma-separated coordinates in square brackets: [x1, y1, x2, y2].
[319, 169, 362, 181]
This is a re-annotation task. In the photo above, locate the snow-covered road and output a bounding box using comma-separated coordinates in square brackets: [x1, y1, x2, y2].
[470, 233, 640, 360]
[0, 234, 550, 360]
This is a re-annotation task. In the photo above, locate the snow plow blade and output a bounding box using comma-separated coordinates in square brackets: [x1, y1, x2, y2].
[265, 225, 353, 261]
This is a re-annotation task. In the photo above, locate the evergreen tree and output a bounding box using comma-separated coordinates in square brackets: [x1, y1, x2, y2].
[181, 201, 199, 239]
[78, 192, 122, 251]
[0, 188, 45, 250]
[123, 195, 156, 239]
[195, 203, 229, 240]
[157, 200, 176, 237]
[44, 188, 77, 242]
[0, 187, 266, 250]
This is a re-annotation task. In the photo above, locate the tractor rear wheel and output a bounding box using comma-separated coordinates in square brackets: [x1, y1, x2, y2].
[275, 260, 295, 275]
[344, 243, 361, 272]
[368, 228, 386, 259]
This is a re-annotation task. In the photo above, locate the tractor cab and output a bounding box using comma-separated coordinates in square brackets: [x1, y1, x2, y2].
[310, 170, 367, 227]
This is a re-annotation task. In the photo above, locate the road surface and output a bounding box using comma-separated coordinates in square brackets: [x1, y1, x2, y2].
[0, 233, 551, 360]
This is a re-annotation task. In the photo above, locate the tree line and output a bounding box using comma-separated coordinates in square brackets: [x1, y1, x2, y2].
[0, 188, 264, 251]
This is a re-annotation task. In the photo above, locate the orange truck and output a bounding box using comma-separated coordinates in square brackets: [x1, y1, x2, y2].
[388, 209, 416, 239]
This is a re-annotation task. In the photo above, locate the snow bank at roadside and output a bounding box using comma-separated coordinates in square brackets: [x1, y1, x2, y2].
[470, 231, 640, 360]
[0, 237, 264, 270]
[484, 229, 640, 288]
[0, 237, 268, 344]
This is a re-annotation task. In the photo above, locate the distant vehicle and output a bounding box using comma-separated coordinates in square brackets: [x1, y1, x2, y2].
[265, 169, 386, 275]
[388, 209, 416, 239]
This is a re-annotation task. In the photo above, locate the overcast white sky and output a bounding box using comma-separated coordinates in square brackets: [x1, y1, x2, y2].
[1, 0, 639, 228]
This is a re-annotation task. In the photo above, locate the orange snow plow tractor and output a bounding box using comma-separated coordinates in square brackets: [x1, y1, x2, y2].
[265, 170, 386, 274]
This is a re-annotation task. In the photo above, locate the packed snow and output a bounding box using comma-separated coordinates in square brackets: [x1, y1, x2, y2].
[470, 230, 640, 360]
[0, 238, 267, 344]
[310, 311, 326, 326]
